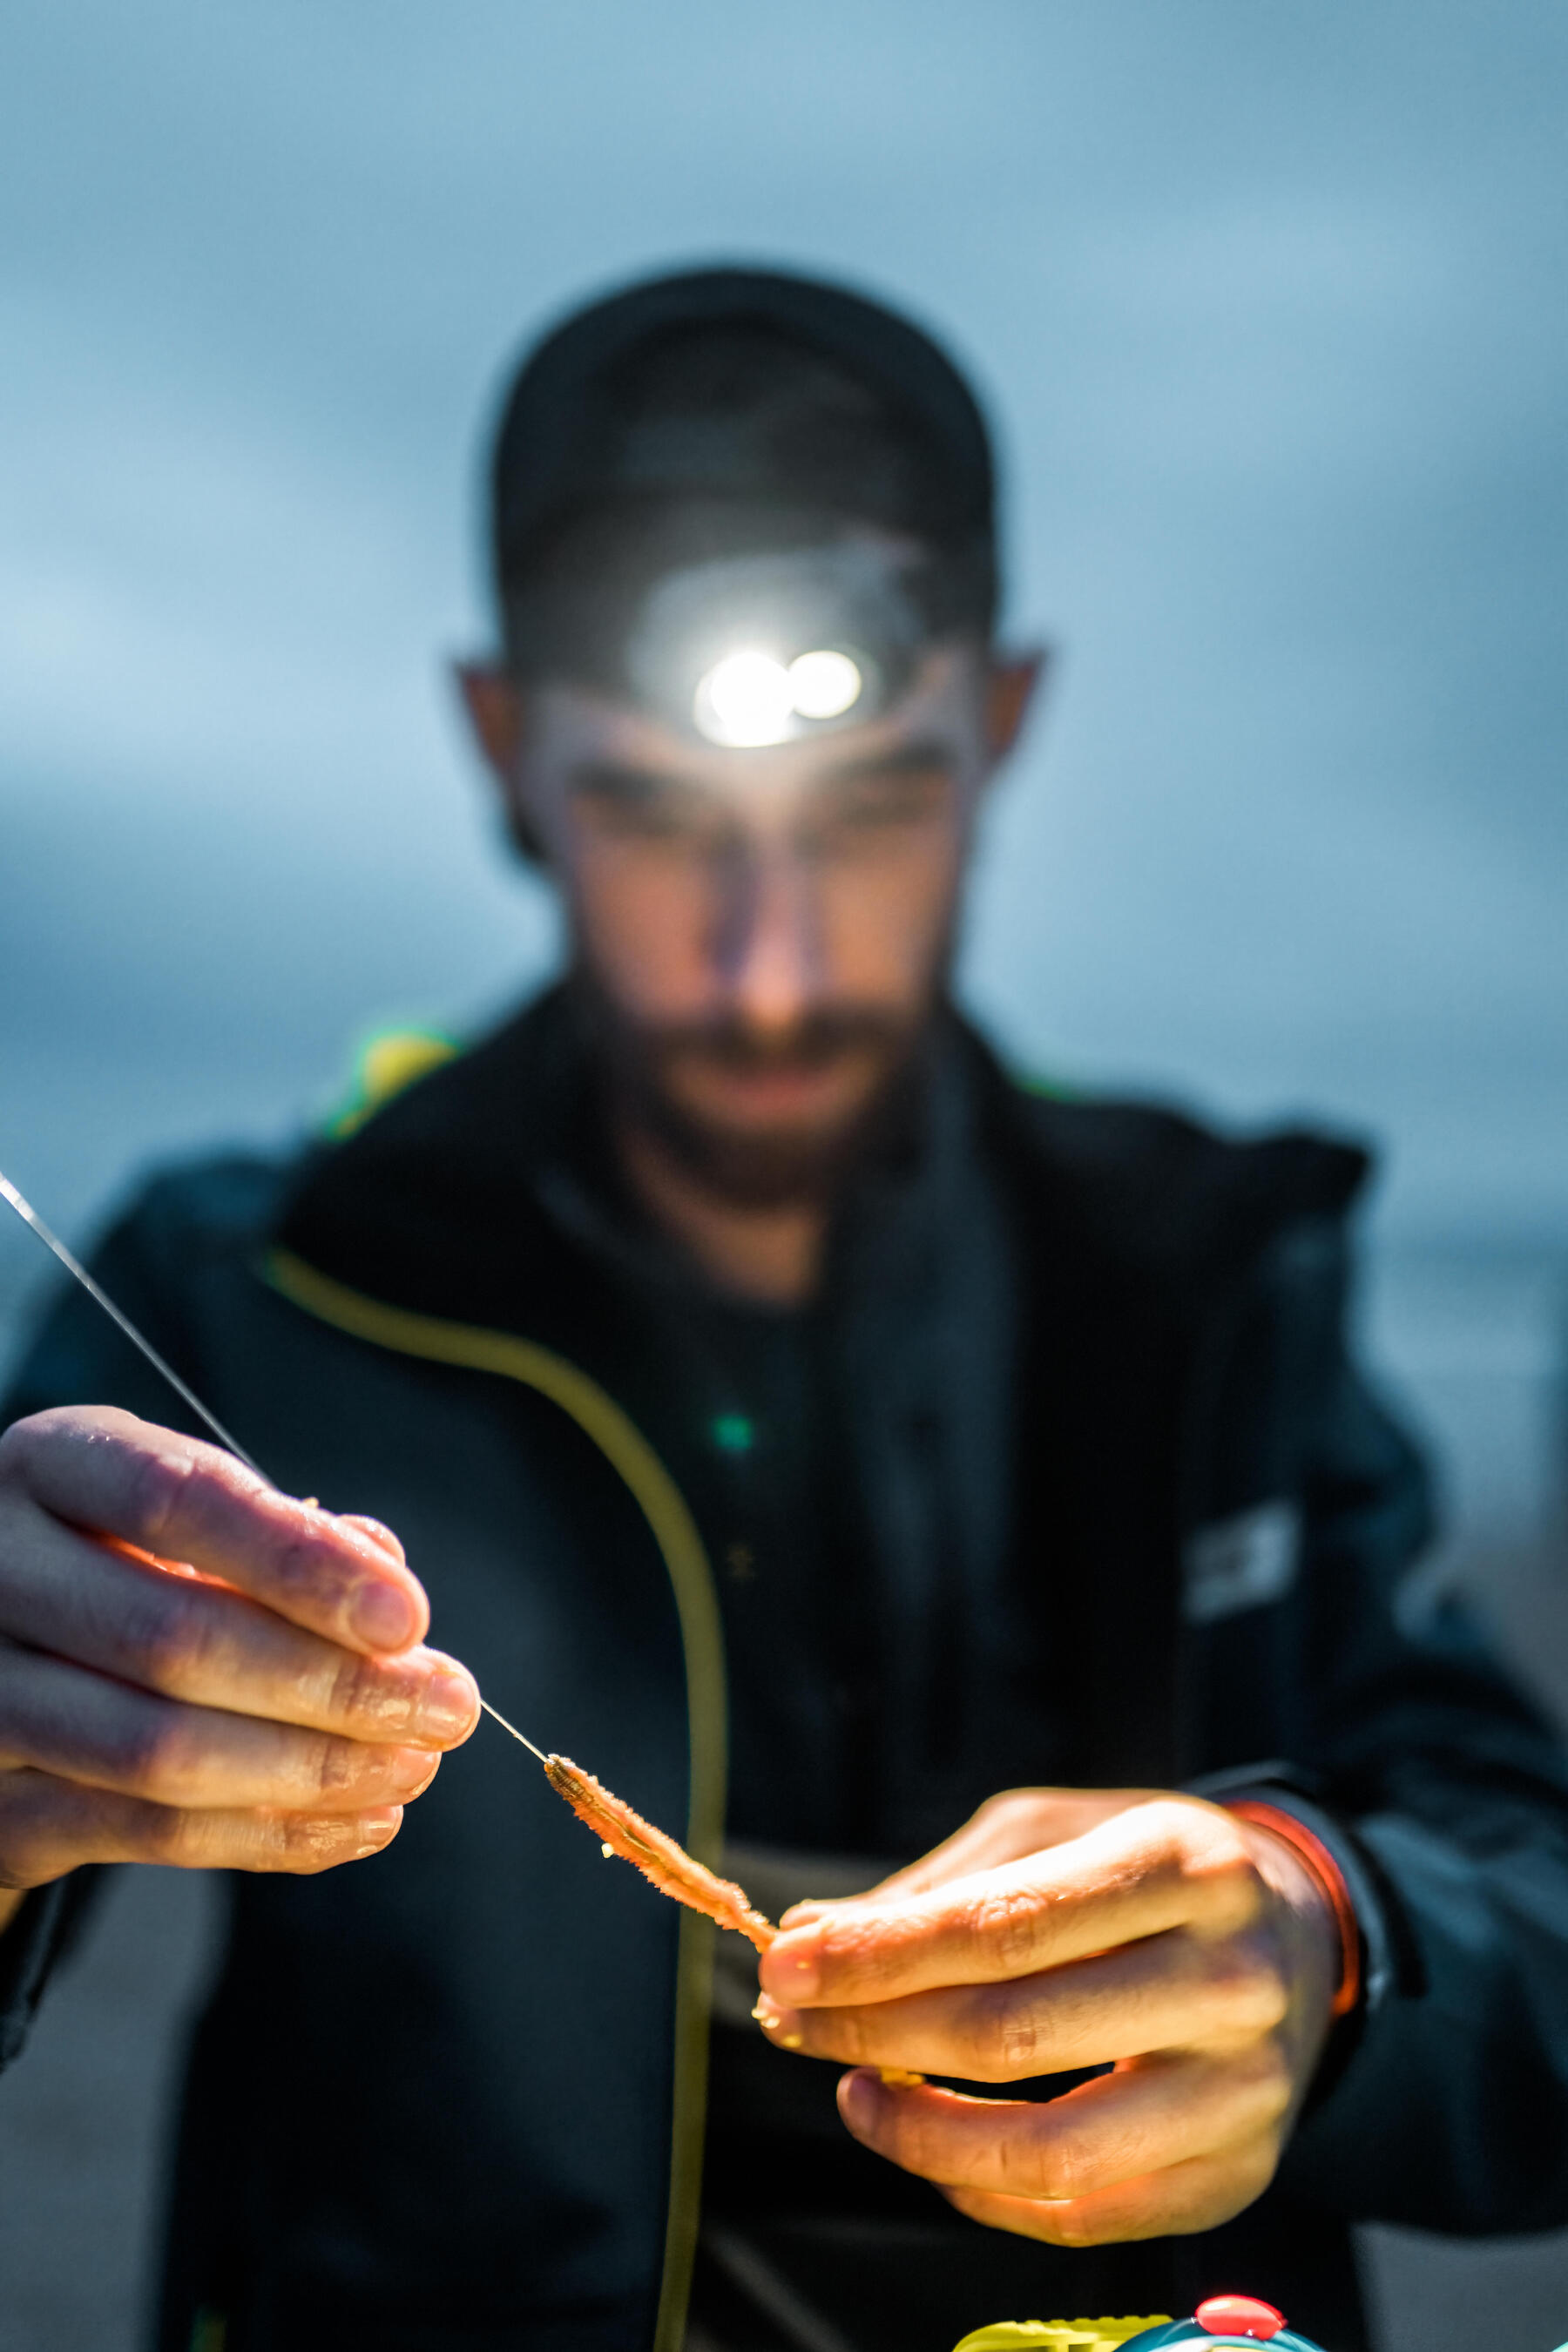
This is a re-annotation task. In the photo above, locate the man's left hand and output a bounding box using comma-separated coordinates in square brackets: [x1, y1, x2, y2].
[754, 1788, 1342, 2247]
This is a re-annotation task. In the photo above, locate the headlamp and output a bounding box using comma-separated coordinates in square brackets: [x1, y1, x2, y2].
[625, 540, 928, 747]
[693, 646, 865, 747]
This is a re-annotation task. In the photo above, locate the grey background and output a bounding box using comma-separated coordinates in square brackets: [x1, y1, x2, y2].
[1, 4, 1565, 2347]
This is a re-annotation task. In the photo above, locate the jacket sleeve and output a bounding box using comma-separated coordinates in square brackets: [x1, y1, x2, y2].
[1251, 1230, 1568, 2231]
[0, 1874, 105, 2071]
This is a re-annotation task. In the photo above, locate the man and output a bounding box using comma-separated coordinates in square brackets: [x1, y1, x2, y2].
[1, 266, 1566, 2352]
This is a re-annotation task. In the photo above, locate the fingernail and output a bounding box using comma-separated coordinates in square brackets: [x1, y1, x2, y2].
[774, 1943, 820, 2001]
[415, 1667, 479, 1742]
[840, 2070, 878, 2130]
[387, 1746, 441, 1795]
[350, 1580, 419, 1651]
[353, 1806, 403, 1855]
[752, 1994, 783, 2028]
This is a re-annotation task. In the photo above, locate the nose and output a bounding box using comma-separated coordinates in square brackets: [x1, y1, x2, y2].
[713, 838, 823, 1033]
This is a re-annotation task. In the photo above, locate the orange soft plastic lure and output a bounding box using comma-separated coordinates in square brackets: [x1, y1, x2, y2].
[544, 1754, 775, 1950]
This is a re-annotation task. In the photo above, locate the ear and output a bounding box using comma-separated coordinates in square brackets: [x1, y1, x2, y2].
[450, 660, 547, 864]
[453, 659, 528, 780]
[983, 647, 1051, 762]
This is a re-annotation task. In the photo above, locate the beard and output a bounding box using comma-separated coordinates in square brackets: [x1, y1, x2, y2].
[571, 970, 938, 1212]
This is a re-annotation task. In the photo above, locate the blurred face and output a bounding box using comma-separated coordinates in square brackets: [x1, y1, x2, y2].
[468, 633, 1035, 1206]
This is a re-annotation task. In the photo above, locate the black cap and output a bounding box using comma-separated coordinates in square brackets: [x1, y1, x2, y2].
[489, 265, 997, 625]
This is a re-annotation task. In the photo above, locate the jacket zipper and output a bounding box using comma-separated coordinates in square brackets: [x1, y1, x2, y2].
[264, 1244, 727, 2352]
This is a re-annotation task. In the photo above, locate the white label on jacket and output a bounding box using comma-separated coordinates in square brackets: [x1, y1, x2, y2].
[1184, 1500, 1301, 1623]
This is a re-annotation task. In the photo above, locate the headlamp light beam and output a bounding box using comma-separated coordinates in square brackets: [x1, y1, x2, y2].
[787, 648, 862, 720]
[693, 646, 863, 747]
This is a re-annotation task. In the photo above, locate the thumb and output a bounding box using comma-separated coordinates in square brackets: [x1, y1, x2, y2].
[863, 1788, 1161, 1904]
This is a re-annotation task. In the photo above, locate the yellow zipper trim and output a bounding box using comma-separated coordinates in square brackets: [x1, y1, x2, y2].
[264, 1244, 724, 2352]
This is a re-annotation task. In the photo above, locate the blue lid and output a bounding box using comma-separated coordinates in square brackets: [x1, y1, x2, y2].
[1121, 2326, 1323, 2352]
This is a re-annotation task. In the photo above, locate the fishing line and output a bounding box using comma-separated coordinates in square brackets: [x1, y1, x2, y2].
[0, 1164, 544, 1761]
[0, 1162, 776, 1942]
[1, 1172, 262, 1475]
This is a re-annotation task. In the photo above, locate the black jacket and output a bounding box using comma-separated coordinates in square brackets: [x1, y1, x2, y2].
[3, 992, 1567, 2352]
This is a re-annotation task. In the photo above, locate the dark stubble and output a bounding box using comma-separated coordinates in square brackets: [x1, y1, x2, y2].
[572, 972, 937, 1211]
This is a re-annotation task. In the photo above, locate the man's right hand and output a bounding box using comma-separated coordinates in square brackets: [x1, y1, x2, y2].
[0, 1406, 480, 1932]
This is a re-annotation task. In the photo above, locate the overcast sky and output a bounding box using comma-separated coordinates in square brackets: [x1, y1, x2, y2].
[3, 0, 1565, 1274]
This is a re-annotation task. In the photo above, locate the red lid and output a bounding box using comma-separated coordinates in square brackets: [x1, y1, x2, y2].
[1195, 2295, 1287, 2340]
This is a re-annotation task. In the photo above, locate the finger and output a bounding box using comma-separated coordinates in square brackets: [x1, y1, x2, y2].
[831, 1789, 1157, 1912]
[0, 1520, 476, 1746]
[0, 1640, 446, 1813]
[835, 2044, 1291, 2201]
[0, 1766, 405, 1884]
[1, 1408, 429, 1653]
[940, 2133, 1281, 2247]
[754, 1928, 1287, 2080]
[777, 1821, 1073, 1931]
[336, 1516, 405, 1559]
[761, 1799, 1260, 2008]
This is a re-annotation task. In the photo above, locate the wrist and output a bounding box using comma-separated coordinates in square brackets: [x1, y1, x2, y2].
[1227, 1798, 1362, 2019]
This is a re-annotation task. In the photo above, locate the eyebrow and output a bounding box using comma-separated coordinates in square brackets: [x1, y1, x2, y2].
[814, 739, 956, 786]
[565, 760, 680, 801]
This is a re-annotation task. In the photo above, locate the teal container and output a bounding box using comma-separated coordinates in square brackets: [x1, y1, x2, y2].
[953, 2295, 1323, 2352]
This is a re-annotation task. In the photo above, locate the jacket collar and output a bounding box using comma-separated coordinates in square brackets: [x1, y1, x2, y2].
[274, 977, 1371, 1344]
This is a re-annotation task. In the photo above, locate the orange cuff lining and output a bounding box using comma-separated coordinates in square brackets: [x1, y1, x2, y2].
[1226, 1799, 1362, 2019]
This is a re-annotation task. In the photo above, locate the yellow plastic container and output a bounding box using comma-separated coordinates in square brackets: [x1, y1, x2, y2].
[953, 2322, 1171, 2351]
